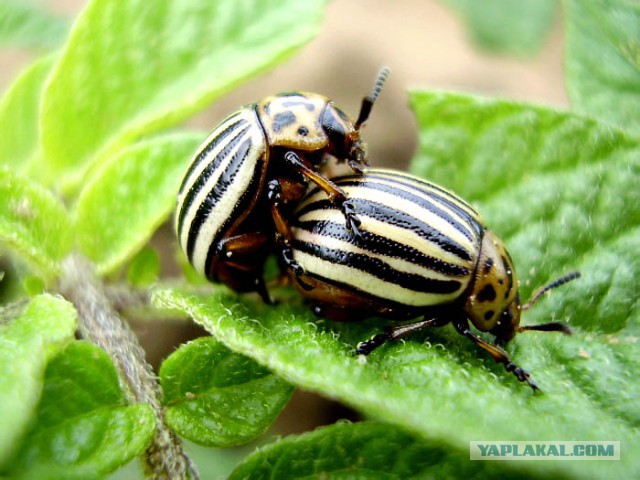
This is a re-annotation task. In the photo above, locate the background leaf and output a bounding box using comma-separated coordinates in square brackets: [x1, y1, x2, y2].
[409, 90, 640, 330]
[0, 55, 55, 170]
[8, 341, 156, 478]
[154, 90, 640, 479]
[0, 167, 72, 276]
[41, 0, 326, 185]
[441, 0, 557, 57]
[0, 294, 77, 469]
[126, 248, 160, 288]
[160, 336, 293, 447]
[75, 132, 202, 275]
[564, 0, 640, 133]
[0, 0, 68, 50]
[229, 421, 527, 479]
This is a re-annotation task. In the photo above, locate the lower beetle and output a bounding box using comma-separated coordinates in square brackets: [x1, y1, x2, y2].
[282, 168, 579, 389]
[175, 69, 389, 301]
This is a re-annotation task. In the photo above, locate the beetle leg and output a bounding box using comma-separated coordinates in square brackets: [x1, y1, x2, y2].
[452, 319, 539, 391]
[267, 179, 313, 291]
[280, 245, 313, 291]
[267, 179, 291, 240]
[283, 151, 363, 235]
[347, 149, 368, 173]
[284, 151, 347, 201]
[216, 232, 270, 260]
[214, 233, 273, 304]
[253, 276, 272, 305]
[356, 317, 449, 355]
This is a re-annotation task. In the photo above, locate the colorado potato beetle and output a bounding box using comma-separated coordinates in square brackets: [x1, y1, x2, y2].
[175, 69, 389, 301]
[283, 168, 579, 389]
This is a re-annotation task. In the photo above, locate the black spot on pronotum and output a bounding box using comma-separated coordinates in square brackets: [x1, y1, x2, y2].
[298, 126, 309, 136]
[484, 310, 495, 321]
[477, 284, 497, 302]
[272, 111, 296, 132]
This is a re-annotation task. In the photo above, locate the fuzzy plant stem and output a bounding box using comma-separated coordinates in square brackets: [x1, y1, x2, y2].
[59, 254, 199, 480]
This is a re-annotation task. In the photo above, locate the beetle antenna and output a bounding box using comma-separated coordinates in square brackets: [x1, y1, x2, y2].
[521, 271, 581, 311]
[519, 322, 573, 335]
[355, 67, 390, 131]
[517, 271, 580, 335]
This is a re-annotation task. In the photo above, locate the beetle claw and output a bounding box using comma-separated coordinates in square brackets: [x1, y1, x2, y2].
[348, 156, 368, 174]
[505, 362, 539, 391]
[292, 265, 313, 291]
[341, 200, 363, 237]
[356, 333, 389, 355]
[281, 246, 313, 290]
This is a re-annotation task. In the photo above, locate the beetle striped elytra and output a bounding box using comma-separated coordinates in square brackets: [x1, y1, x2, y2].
[282, 168, 579, 390]
[175, 69, 390, 301]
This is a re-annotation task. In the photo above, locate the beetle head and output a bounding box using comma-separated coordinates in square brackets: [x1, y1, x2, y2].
[464, 230, 519, 335]
[465, 231, 578, 343]
[320, 103, 365, 170]
[322, 67, 390, 173]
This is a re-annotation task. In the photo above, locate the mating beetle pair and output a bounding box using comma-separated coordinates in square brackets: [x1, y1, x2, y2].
[175, 70, 579, 389]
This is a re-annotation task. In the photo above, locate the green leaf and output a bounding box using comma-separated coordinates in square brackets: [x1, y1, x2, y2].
[0, 294, 77, 469]
[8, 341, 156, 478]
[229, 421, 524, 479]
[409, 90, 640, 332]
[155, 288, 637, 479]
[75, 132, 202, 275]
[0, 0, 68, 50]
[441, 0, 557, 57]
[0, 54, 55, 170]
[41, 0, 326, 185]
[154, 91, 640, 479]
[564, 0, 640, 133]
[21, 275, 46, 296]
[31, 342, 126, 428]
[0, 167, 73, 276]
[160, 336, 293, 447]
[126, 248, 160, 288]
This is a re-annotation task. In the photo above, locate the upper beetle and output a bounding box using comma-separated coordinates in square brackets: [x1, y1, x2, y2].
[175, 69, 390, 301]
[282, 168, 580, 390]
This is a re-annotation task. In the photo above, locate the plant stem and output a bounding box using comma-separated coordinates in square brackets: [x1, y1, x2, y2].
[59, 254, 199, 480]
[0, 298, 29, 325]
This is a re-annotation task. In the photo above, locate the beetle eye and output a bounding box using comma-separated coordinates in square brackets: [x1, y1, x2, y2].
[495, 308, 513, 331]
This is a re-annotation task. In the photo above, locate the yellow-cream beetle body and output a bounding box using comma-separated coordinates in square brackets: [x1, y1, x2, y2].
[175, 69, 389, 301]
[284, 168, 579, 389]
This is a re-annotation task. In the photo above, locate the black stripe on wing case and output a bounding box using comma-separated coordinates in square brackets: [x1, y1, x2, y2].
[186, 137, 253, 261]
[292, 239, 463, 295]
[295, 220, 470, 277]
[296, 197, 474, 262]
